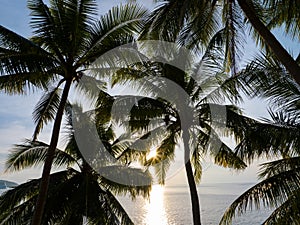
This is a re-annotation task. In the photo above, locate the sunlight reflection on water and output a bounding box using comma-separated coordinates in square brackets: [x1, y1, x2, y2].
[144, 185, 169, 225]
[118, 184, 273, 225]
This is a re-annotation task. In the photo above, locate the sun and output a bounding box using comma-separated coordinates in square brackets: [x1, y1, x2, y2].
[146, 149, 157, 160]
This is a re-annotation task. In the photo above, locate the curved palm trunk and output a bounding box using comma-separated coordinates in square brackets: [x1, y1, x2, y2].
[32, 78, 73, 225]
[182, 129, 201, 225]
[236, 0, 300, 85]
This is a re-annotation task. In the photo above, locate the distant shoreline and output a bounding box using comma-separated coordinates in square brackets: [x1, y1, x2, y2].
[0, 180, 18, 189]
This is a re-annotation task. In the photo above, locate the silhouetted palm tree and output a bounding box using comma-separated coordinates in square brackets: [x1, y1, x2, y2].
[0, 104, 151, 224]
[220, 56, 300, 225]
[0, 1, 148, 223]
[141, 0, 300, 83]
[220, 110, 300, 224]
[109, 40, 261, 225]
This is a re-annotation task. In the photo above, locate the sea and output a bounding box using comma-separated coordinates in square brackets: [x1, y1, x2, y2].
[0, 183, 272, 225]
[117, 183, 273, 225]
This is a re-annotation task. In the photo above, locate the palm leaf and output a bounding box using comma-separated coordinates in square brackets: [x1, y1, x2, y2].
[193, 123, 246, 171]
[259, 157, 300, 179]
[235, 119, 300, 163]
[262, 189, 300, 225]
[5, 139, 77, 172]
[219, 168, 300, 225]
[74, 74, 106, 104]
[50, 0, 98, 58]
[222, 0, 245, 75]
[79, 3, 148, 64]
[98, 167, 152, 198]
[179, 0, 219, 51]
[265, 0, 300, 40]
[0, 25, 59, 94]
[146, 130, 178, 184]
[32, 82, 64, 140]
[0, 72, 55, 94]
[140, 0, 188, 42]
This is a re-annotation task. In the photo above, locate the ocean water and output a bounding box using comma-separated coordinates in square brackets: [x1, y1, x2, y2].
[0, 183, 272, 225]
[117, 183, 273, 225]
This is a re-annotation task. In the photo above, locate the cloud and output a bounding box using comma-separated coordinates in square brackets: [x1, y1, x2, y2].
[0, 167, 43, 184]
[0, 93, 42, 119]
[0, 122, 33, 152]
[0, 93, 53, 183]
[0, 93, 41, 153]
[0, 119, 52, 184]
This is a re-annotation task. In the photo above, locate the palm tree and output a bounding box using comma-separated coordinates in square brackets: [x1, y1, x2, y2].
[141, 0, 300, 83]
[0, 1, 147, 224]
[219, 56, 300, 224]
[0, 104, 151, 224]
[220, 110, 300, 224]
[109, 40, 259, 225]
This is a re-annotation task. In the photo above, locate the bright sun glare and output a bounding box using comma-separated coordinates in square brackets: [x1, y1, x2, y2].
[146, 149, 157, 160]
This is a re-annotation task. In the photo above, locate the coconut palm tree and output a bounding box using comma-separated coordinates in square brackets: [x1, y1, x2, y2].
[220, 110, 300, 224]
[0, 104, 151, 225]
[0, 1, 148, 224]
[107, 39, 264, 224]
[219, 55, 300, 224]
[141, 0, 300, 83]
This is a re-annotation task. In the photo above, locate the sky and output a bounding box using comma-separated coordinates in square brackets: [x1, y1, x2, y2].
[0, 0, 298, 186]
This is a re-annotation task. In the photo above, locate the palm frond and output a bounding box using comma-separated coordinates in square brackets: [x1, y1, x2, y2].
[259, 157, 300, 179]
[179, 0, 219, 52]
[0, 198, 34, 225]
[0, 25, 59, 94]
[0, 179, 39, 212]
[98, 167, 152, 198]
[5, 139, 77, 172]
[27, 0, 65, 60]
[146, 130, 178, 185]
[191, 144, 203, 184]
[191, 29, 226, 81]
[213, 142, 247, 170]
[262, 189, 300, 225]
[28, 0, 98, 60]
[140, 0, 188, 42]
[117, 125, 174, 165]
[222, 0, 246, 75]
[0, 25, 57, 68]
[219, 168, 300, 225]
[50, 0, 98, 58]
[235, 53, 297, 109]
[0, 71, 55, 95]
[80, 3, 148, 64]
[32, 81, 64, 140]
[100, 190, 135, 225]
[193, 123, 246, 171]
[264, 0, 300, 40]
[74, 74, 106, 104]
[235, 120, 300, 163]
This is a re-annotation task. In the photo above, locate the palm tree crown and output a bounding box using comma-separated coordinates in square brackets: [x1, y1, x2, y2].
[220, 55, 300, 225]
[105, 39, 263, 225]
[141, 0, 300, 83]
[0, 0, 148, 224]
[0, 104, 151, 225]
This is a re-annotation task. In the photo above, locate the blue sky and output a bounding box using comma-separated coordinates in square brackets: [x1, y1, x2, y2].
[0, 0, 298, 185]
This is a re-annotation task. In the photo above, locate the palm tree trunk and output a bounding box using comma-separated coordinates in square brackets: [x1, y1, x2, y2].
[236, 0, 300, 85]
[31, 78, 73, 225]
[182, 129, 201, 225]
